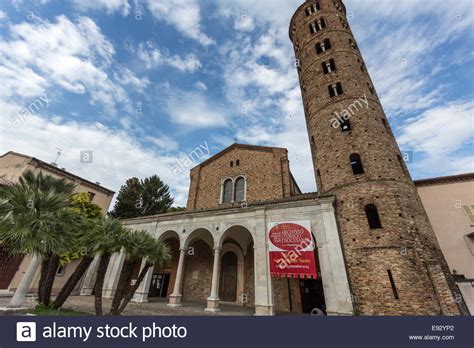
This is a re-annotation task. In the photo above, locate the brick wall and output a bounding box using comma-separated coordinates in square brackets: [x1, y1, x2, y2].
[290, 0, 460, 315]
[186, 145, 295, 210]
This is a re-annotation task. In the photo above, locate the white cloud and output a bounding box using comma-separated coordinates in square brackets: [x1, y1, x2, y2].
[0, 10, 8, 20]
[145, 0, 214, 46]
[0, 15, 146, 115]
[72, 0, 131, 16]
[163, 89, 228, 129]
[398, 101, 473, 157]
[0, 100, 190, 207]
[136, 41, 202, 72]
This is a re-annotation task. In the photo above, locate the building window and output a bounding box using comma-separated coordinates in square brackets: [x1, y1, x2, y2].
[462, 205, 474, 225]
[340, 17, 348, 29]
[222, 179, 233, 203]
[56, 264, 66, 276]
[387, 270, 399, 299]
[349, 39, 357, 49]
[309, 18, 326, 34]
[315, 38, 331, 54]
[87, 192, 95, 202]
[328, 82, 343, 97]
[340, 119, 351, 132]
[234, 177, 245, 202]
[322, 58, 336, 74]
[305, 2, 321, 16]
[365, 204, 382, 229]
[236, 159, 240, 166]
[349, 153, 364, 175]
[230, 161, 233, 167]
[397, 155, 408, 175]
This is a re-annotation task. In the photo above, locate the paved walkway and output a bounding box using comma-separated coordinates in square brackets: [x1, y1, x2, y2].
[0, 295, 255, 316]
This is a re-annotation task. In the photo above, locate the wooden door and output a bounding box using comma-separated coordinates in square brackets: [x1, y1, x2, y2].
[219, 252, 238, 302]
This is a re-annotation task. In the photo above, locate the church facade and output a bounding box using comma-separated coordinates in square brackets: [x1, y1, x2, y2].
[94, 0, 463, 316]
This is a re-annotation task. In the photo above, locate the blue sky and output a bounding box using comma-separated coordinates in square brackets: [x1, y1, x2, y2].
[0, 0, 473, 207]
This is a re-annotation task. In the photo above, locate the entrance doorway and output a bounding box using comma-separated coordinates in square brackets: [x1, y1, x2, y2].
[219, 252, 238, 302]
[148, 273, 170, 298]
[299, 279, 326, 314]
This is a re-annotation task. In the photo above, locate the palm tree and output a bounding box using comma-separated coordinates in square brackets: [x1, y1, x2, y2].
[0, 170, 78, 307]
[52, 194, 103, 309]
[90, 217, 126, 315]
[109, 230, 154, 315]
[114, 233, 170, 315]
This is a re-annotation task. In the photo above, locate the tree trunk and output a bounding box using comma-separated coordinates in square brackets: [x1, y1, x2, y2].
[38, 255, 51, 303]
[42, 255, 60, 306]
[109, 260, 134, 315]
[52, 256, 94, 309]
[9, 255, 41, 307]
[117, 263, 152, 315]
[93, 253, 111, 316]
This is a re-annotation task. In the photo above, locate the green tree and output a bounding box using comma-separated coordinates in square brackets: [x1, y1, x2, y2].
[110, 175, 175, 219]
[109, 177, 142, 219]
[141, 175, 174, 215]
[0, 170, 80, 307]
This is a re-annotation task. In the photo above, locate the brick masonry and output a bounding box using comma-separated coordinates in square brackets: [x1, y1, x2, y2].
[289, 0, 461, 315]
[186, 144, 298, 210]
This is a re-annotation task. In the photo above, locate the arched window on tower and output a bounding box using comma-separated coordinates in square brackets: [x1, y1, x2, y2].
[365, 204, 382, 229]
[328, 82, 343, 97]
[349, 153, 364, 175]
[234, 177, 245, 202]
[305, 2, 321, 16]
[309, 18, 326, 34]
[322, 58, 336, 74]
[222, 179, 233, 203]
[316, 38, 331, 54]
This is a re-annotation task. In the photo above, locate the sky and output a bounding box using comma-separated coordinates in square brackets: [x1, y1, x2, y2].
[0, 0, 473, 208]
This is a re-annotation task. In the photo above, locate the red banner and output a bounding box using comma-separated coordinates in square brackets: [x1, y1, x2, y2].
[267, 221, 317, 279]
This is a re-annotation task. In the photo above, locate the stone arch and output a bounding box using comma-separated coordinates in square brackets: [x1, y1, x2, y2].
[184, 227, 215, 250]
[181, 227, 215, 302]
[217, 224, 255, 249]
[217, 225, 255, 306]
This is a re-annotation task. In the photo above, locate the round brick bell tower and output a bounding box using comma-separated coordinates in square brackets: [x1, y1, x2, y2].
[290, 0, 462, 315]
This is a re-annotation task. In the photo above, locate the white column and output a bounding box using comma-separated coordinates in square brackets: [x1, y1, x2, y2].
[103, 249, 125, 298]
[253, 216, 275, 315]
[205, 247, 221, 312]
[80, 254, 100, 295]
[132, 258, 154, 303]
[168, 248, 186, 307]
[9, 255, 40, 307]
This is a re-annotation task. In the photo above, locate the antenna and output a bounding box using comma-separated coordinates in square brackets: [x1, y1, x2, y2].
[51, 147, 62, 167]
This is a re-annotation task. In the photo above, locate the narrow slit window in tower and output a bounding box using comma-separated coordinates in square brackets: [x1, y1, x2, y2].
[387, 270, 399, 299]
[349, 153, 364, 175]
[349, 39, 358, 50]
[365, 204, 382, 229]
[340, 119, 351, 132]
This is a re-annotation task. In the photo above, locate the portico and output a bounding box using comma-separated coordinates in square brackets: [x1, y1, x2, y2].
[100, 194, 353, 316]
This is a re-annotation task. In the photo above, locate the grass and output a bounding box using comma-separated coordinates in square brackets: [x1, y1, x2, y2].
[27, 307, 91, 316]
